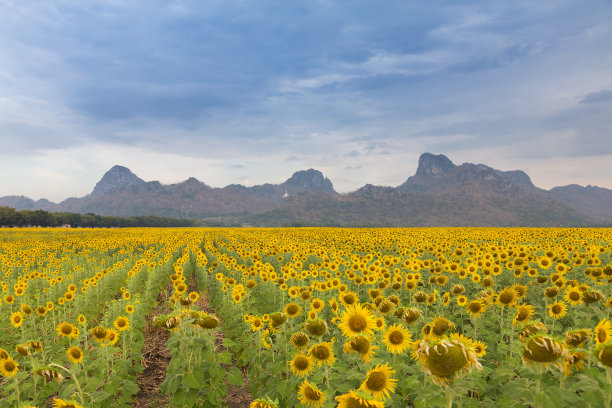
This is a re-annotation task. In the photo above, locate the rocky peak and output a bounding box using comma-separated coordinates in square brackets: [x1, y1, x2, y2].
[415, 153, 456, 177]
[91, 165, 145, 196]
[283, 169, 336, 194]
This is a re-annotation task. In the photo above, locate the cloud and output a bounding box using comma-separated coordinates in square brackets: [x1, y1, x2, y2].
[580, 89, 612, 104]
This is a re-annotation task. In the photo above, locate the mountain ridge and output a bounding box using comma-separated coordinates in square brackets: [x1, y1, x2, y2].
[1, 153, 611, 226]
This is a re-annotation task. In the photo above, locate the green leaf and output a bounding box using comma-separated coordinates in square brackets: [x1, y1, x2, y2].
[184, 372, 200, 388]
[223, 338, 237, 348]
[227, 366, 244, 386]
[218, 350, 232, 364]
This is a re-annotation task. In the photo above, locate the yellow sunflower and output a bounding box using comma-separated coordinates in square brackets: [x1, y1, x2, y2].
[66, 346, 84, 364]
[564, 287, 582, 306]
[308, 342, 336, 367]
[335, 390, 384, 408]
[114, 316, 130, 332]
[56, 322, 78, 339]
[289, 353, 314, 377]
[383, 323, 412, 354]
[344, 335, 377, 363]
[513, 304, 535, 325]
[0, 356, 19, 377]
[298, 379, 326, 408]
[10, 312, 23, 328]
[359, 363, 397, 400]
[339, 304, 376, 338]
[547, 301, 567, 319]
[52, 399, 83, 408]
[595, 318, 612, 346]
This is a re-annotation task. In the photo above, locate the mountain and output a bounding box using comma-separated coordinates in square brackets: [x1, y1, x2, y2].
[550, 184, 612, 223]
[1, 154, 610, 226]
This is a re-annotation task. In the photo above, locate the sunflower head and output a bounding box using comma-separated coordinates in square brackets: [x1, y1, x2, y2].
[57, 322, 77, 339]
[198, 314, 219, 329]
[291, 332, 310, 350]
[309, 342, 336, 367]
[289, 353, 314, 377]
[298, 380, 326, 408]
[66, 346, 84, 364]
[595, 318, 612, 346]
[523, 335, 565, 366]
[305, 319, 328, 337]
[431, 316, 455, 337]
[90, 326, 107, 343]
[414, 338, 481, 385]
[339, 304, 376, 338]
[335, 390, 385, 408]
[596, 343, 612, 368]
[0, 357, 19, 377]
[519, 321, 548, 342]
[359, 363, 397, 400]
[564, 329, 592, 348]
[383, 323, 412, 354]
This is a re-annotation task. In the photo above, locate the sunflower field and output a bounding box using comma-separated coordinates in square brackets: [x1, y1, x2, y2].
[1, 227, 611, 408]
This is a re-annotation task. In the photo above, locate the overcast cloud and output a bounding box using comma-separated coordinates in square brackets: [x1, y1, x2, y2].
[0, 0, 611, 201]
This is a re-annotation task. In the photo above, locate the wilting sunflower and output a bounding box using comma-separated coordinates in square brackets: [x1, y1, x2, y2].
[431, 316, 455, 338]
[289, 353, 314, 377]
[359, 363, 397, 400]
[10, 312, 23, 328]
[344, 335, 378, 363]
[114, 316, 130, 332]
[413, 338, 481, 385]
[291, 332, 310, 350]
[513, 304, 535, 325]
[497, 287, 516, 308]
[518, 322, 548, 342]
[52, 399, 83, 408]
[595, 318, 612, 346]
[522, 335, 566, 370]
[309, 342, 336, 367]
[298, 379, 326, 408]
[305, 319, 328, 337]
[383, 323, 412, 354]
[0, 356, 19, 377]
[57, 322, 78, 339]
[27, 340, 43, 352]
[563, 351, 587, 376]
[547, 301, 568, 319]
[335, 390, 384, 408]
[66, 346, 83, 364]
[339, 304, 376, 338]
[564, 287, 583, 306]
[564, 329, 591, 348]
[596, 343, 612, 368]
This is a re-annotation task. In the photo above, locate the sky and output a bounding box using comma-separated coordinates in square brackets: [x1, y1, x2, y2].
[1, 0, 611, 202]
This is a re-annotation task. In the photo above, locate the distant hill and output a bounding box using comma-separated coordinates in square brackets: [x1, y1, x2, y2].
[1, 153, 610, 226]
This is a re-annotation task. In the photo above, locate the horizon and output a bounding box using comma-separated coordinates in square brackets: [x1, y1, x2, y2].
[1, 1, 611, 201]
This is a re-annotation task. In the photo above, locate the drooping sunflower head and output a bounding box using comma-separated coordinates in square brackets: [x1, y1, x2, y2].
[596, 343, 612, 368]
[563, 351, 587, 376]
[522, 335, 566, 367]
[431, 316, 455, 338]
[305, 319, 328, 337]
[564, 329, 592, 348]
[298, 379, 326, 408]
[26, 340, 43, 352]
[291, 332, 310, 350]
[198, 314, 219, 329]
[519, 321, 548, 342]
[345, 335, 377, 362]
[582, 291, 603, 304]
[544, 287, 560, 299]
[414, 338, 481, 385]
[403, 308, 422, 325]
[595, 318, 612, 346]
[270, 312, 287, 328]
[497, 287, 516, 307]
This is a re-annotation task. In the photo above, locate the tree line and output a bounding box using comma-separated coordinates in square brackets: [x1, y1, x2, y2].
[0, 206, 202, 228]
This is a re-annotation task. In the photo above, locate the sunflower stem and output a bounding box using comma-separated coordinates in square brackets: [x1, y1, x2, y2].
[445, 387, 454, 408]
[49, 363, 85, 406]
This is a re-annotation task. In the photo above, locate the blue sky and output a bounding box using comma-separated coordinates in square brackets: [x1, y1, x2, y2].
[1, 0, 611, 201]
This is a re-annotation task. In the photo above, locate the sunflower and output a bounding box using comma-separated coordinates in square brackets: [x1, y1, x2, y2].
[309, 342, 336, 367]
[52, 399, 83, 408]
[431, 316, 455, 338]
[538, 257, 553, 269]
[0, 356, 19, 377]
[298, 379, 326, 408]
[564, 329, 591, 348]
[373, 317, 386, 331]
[335, 390, 385, 408]
[291, 332, 310, 350]
[595, 318, 612, 346]
[359, 363, 397, 400]
[456, 295, 468, 306]
[414, 338, 481, 385]
[289, 353, 314, 377]
[106, 329, 119, 346]
[10, 312, 23, 328]
[250, 398, 278, 408]
[339, 291, 359, 307]
[563, 351, 587, 376]
[126, 304, 135, 314]
[77, 314, 87, 325]
[57, 322, 78, 339]
[339, 304, 376, 338]
[114, 316, 130, 332]
[284, 303, 302, 318]
[564, 287, 582, 306]
[344, 335, 378, 362]
[66, 346, 83, 364]
[27, 340, 43, 352]
[473, 340, 487, 357]
[513, 304, 535, 325]
[497, 287, 516, 308]
[547, 301, 567, 319]
[522, 335, 566, 369]
[0, 348, 8, 359]
[596, 343, 612, 368]
[35, 305, 47, 316]
[466, 300, 485, 318]
[305, 319, 328, 337]
[250, 317, 264, 332]
[311, 298, 325, 313]
[518, 322, 548, 342]
[383, 323, 412, 354]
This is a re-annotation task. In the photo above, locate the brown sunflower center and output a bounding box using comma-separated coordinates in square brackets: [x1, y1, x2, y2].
[312, 345, 330, 360]
[469, 302, 482, 313]
[294, 356, 310, 370]
[425, 343, 468, 377]
[70, 349, 82, 359]
[551, 304, 562, 314]
[366, 371, 387, 391]
[389, 330, 404, 345]
[286, 304, 299, 315]
[303, 386, 322, 401]
[3, 361, 16, 371]
[61, 325, 73, 335]
[517, 309, 530, 320]
[597, 328, 608, 343]
[570, 292, 580, 301]
[348, 315, 367, 332]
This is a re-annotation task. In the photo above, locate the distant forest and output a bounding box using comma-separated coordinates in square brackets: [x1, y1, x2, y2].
[0, 206, 200, 228]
